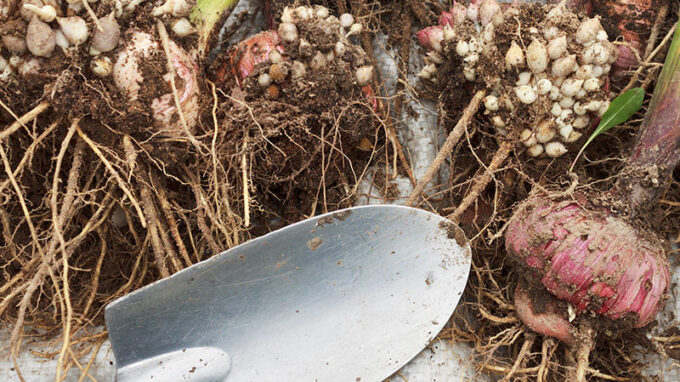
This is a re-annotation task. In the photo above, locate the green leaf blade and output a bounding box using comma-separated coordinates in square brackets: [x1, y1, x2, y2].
[569, 88, 645, 172]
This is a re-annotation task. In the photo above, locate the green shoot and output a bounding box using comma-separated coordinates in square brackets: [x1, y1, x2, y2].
[191, 0, 240, 57]
[569, 88, 645, 172]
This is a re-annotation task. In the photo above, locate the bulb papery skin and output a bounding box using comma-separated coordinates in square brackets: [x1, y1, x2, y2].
[113, 32, 200, 135]
[417, 26, 443, 52]
[506, 196, 670, 329]
[232, 31, 283, 81]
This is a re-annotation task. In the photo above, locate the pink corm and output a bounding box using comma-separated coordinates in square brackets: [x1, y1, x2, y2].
[506, 196, 670, 329]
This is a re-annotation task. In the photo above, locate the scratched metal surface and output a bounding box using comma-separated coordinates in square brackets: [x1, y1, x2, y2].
[105, 205, 471, 381]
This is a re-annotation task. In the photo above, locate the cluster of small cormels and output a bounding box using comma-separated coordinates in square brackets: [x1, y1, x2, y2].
[0, 0, 195, 80]
[242, 6, 373, 98]
[418, 0, 617, 158]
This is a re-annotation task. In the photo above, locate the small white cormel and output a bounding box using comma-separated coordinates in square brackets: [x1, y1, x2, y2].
[573, 102, 586, 115]
[346, 23, 363, 37]
[521, 128, 537, 147]
[315, 6, 329, 19]
[479, 0, 501, 27]
[269, 50, 282, 64]
[18, 57, 41, 76]
[91, 56, 113, 77]
[559, 108, 573, 121]
[444, 25, 456, 42]
[54, 29, 69, 49]
[463, 67, 476, 81]
[295, 6, 312, 21]
[26, 17, 55, 57]
[505, 41, 525, 69]
[584, 100, 602, 111]
[171, 18, 196, 37]
[427, 51, 444, 64]
[552, 55, 577, 77]
[592, 65, 604, 78]
[20, 0, 43, 22]
[492, 116, 506, 129]
[291, 60, 306, 79]
[576, 18, 602, 45]
[573, 115, 590, 129]
[546, 5, 563, 19]
[582, 42, 610, 65]
[339, 13, 354, 28]
[559, 96, 574, 109]
[482, 22, 495, 42]
[334, 41, 346, 57]
[468, 37, 480, 53]
[309, 51, 327, 70]
[527, 144, 544, 157]
[355, 65, 373, 86]
[2, 36, 27, 54]
[281, 7, 295, 23]
[484, 95, 499, 111]
[57, 16, 89, 46]
[464, 52, 479, 64]
[23, 3, 56, 22]
[561, 78, 584, 97]
[583, 78, 600, 92]
[278, 23, 298, 43]
[596, 30, 608, 41]
[549, 86, 561, 101]
[551, 102, 562, 117]
[536, 120, 556, 143]
[298, 38, 312, 56]
[516, 71, 531, 86]
[598, 100, 610, 116]
[544, 26, 560, 41]
[548, 36, 568, 60]
[575, 64, 593, 80]
[537, 78, 552, 95]
[152, 0, 194, 17]
[559, 124, 573, 140]
[418, 63, 437, 80]
[545, 141, 568, 158]
[564, 131, 583, 143]
[9, 56, 21, 67]
[515, 85, 537, 104]
[91, 12, 120, 53]
[418, 66, 432, 80]
[526, 38, 548, 73]
[258, 73, 272, 87]
[456, 40, 469, 57]
[429, 30, 444, 53]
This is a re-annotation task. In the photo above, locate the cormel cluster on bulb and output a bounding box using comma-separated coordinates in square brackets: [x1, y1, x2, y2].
[0, 0, 198, 81]
[248, 6, 374, 92]
[418, 1, 617, 159]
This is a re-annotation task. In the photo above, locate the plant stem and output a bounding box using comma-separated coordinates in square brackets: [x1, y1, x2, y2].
[191, 0, 240, 57]
[616, 22, 680, 214]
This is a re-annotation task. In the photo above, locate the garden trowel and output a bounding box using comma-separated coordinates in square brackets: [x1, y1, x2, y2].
[105, 205, 471, 381]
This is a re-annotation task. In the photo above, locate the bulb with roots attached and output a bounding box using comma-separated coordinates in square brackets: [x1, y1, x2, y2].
[506, 195, 670, 342]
